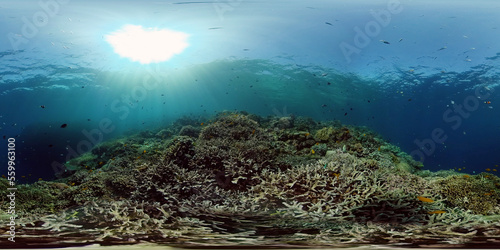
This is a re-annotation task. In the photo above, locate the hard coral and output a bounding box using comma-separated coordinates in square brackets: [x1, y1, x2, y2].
[438, 174, 500, 214]
[315, 127, 335, 141]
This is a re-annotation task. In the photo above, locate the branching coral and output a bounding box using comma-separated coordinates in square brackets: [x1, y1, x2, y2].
[1, 111, 499, 247]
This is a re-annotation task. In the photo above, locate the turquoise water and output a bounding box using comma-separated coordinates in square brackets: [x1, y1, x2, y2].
[2, 0, 499, 181]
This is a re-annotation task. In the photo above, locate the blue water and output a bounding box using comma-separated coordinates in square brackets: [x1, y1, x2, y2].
[1, 0, 500, 182]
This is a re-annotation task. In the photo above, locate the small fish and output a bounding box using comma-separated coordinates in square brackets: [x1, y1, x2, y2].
[427, 210, 446, 214]
[325, 22, 333, 26]
[60, 123, 67, 128]
[40, 105, 45, 108]
[463, 175, 470, 178]
[143, 150, 146, 154]
[493, 169, 497, 172]
[438, 46, 447, 51]
[201, 123, 204, 126]
[379, 40, 390, 44]
[486, 168, 491, 171]
[399, 38, 403, 42]
[311, 149, 315, 154]
[417, 196, 434, 202]
[48, 144, 53, 147]
[484, 193, 492, 196]
[485, 101, 491, 104]
[378, 146, 381, 151]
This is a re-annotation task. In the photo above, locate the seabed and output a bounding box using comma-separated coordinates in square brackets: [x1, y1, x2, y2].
[1, 112, 499, 249]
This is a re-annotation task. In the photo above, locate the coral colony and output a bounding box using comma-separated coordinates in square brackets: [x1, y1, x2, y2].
[1, 111, 499, 247]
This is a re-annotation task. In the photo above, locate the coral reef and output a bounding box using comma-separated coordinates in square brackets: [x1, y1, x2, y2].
[0, 111, 498, 248]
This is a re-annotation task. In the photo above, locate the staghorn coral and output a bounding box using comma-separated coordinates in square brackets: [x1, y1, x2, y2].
[1, 111, 499, 247]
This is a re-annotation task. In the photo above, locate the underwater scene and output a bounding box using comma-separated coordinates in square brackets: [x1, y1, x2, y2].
[1, 0, 500, 249]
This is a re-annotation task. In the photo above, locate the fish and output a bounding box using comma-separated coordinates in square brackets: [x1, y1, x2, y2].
[463, 175, 470, 178]
[325, 22, 333, 26]
[427, 210, 446, 214]
[60, 123, 67, 128]
[417, 196, 434, 202]
[485, 101, 491, 104]
[486, 168, 491, 171]
[311, 149, 315, 154]
[379, 40, 390, 44]
[143, 150, 146, 154]
[40, 105, 45, 108]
